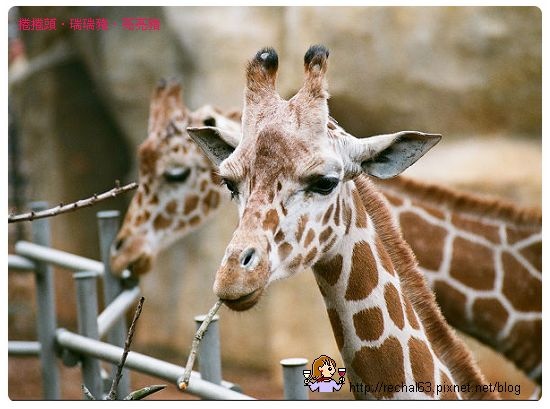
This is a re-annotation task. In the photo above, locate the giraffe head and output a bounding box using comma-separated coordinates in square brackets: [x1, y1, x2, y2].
[110, 79, 240, 276]
[189, 46, 441, 310]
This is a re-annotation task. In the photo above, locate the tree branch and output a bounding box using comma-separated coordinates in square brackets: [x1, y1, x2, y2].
[123, 385, 166, 400]
[177, 299, 224, 391]
[81, 384, 96, 400]
[8, 181, 138, 223]
[107, 296, 145, 401]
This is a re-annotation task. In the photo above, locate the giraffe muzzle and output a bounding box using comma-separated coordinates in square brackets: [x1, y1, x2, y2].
[213, 243, 269, 311]
[110, 234, 153, 276]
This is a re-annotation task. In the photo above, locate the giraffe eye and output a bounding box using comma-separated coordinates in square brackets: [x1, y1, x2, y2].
[222, 178, 239, 199]
[307, 176, 339, 195]
[163, 167, 191, 183]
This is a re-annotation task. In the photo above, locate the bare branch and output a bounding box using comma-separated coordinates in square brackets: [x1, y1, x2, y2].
[107, 296, 145, 401]
[8, 182, 138, 223]
[123, 385, 166, 400]
[81, 384, 96, 400]
[177, 299, 224, 391]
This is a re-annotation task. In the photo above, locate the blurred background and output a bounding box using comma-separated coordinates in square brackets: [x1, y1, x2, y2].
[8, 6, 541, 399]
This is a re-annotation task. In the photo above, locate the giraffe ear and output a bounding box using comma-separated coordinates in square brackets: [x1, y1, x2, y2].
[187, 126, 239, 166]
[348, 131, 441, 179]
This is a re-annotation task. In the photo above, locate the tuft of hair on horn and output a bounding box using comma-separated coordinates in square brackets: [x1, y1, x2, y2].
[304, 44, 329, 74]
[246, 46, 279, 92]
[255, 47, 279, 73]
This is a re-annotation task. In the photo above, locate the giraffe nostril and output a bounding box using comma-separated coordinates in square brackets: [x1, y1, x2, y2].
[203, 116, 216, 127]
[114, 238, 125, 251]
[239, 247, 259, 271]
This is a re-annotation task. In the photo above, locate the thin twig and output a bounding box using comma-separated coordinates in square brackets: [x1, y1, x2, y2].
[123, 385, 166, 400]
[8, 181, 138, 223]
[107, 296, 145, 401]
[81, 384, 96, 400]
[177, 299, 224, 391]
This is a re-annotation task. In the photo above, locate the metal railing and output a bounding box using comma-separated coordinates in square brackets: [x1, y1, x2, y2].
[8, 203, 308, 400]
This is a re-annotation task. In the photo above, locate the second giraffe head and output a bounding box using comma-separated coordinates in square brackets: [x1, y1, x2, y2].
[110, 80, 240, 276]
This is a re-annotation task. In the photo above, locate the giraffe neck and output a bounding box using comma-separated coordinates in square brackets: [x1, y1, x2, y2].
[312, 176, 499, 400]
[375, 176, 542, 382]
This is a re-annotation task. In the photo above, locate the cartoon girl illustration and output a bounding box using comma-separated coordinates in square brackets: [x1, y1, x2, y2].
[305, 355, 345, 393]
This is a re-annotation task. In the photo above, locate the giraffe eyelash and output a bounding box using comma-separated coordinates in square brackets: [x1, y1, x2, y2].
[306, 175, 340, 195]
[221, 178, 240, 200]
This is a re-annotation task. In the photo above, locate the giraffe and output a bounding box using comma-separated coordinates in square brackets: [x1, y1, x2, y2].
[186, 45, 500, 399]
[110, 79, 240, 276]
[110, 76, 542, 384]
[373, 176, 542, 383]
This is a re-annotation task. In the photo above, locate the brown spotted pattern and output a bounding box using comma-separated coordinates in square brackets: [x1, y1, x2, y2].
[501, 253, 541, 312]
[450, 237, 495, 290]
[376, 236, 394, 275]
[352, 337, 405, 399]
[520, 241, 542, 271]
[278, 242, 293, 261]
[506, 225, 537, 245]
[384, 283, 405, 330]
[184, 195, 199, 215]
[404, 298, 420, 330]
[315, 254, 343, 286]
[451, 213, 500, 244]
[304, 247, 317, 265]
[295, 215, 308, 242]
[505, 320, 542, 374]
[304, 229, 315, 247]
[262, 209, 279, 233]
[319, 226, 333, 243]
[432, 280, 469, 330]
[471, 298, 509, 339]
[400, 211, 446, 271]
[274, 229, 285, 244]
[412, 200, 445, 220]
[323, 204, 334, 224]
[327, 308, 345, 351]
[345, 241, 378, 301]
[353, 307, 384, 341]
[408, 337, 435, 397]
[375, 180, 542, 381]
[203, 190, 221, 212]
[153, 213, 172, 230]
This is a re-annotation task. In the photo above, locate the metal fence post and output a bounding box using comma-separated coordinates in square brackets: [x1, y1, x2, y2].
[280, 358, 309, 400]
[97, 210, 130, 398]
[194, 314, 222, 385]
[74, 271, 103, 399]
[29, 201, 60, 399]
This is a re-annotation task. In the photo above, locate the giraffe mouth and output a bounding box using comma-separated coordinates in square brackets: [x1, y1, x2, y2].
[127, 254, 153, 276]
[221, 288, 264, 311]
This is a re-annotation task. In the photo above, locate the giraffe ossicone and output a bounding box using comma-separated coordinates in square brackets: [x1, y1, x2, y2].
[188, 45, 499, 399]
